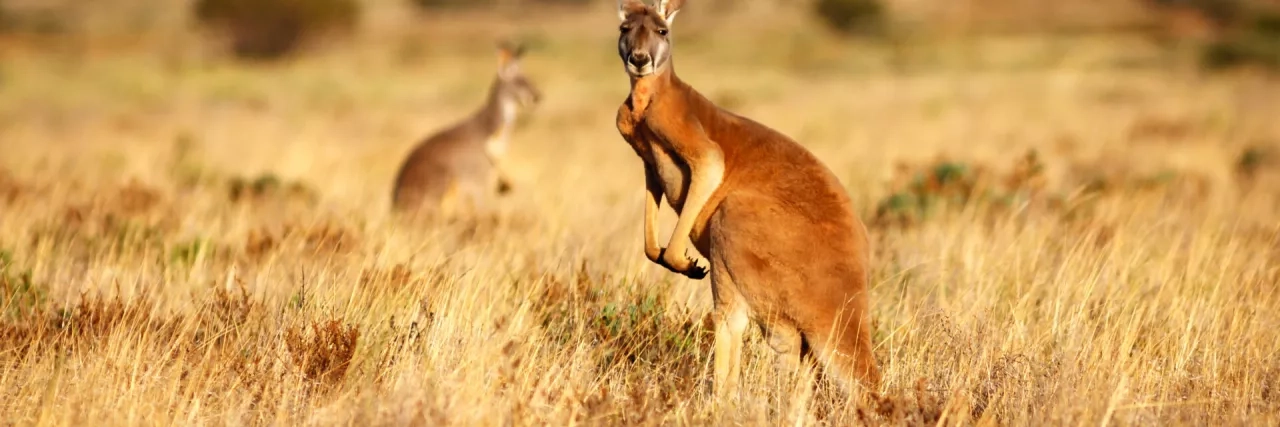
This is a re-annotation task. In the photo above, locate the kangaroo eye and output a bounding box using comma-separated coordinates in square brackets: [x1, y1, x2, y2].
[657, 28, 669, 36]
[620, 25, 630, 33]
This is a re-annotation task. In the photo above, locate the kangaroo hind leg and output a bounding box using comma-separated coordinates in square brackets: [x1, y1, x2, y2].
[801, 306, 880, 394]
[761, 319, 810, 377]
[709, 259, 750, 401]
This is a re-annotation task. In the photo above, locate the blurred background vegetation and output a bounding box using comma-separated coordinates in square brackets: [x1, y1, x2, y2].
[0, 0, 1276, 70]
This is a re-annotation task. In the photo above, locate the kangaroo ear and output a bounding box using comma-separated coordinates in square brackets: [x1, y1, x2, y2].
[657, 0, 685, 24]
[498, 40, 524, 62]
[496, 42, 520, 77]
[617, 0, 647, 21]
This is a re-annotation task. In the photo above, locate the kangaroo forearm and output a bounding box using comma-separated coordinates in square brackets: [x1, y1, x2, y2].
[644, 167, 664, 262]
[665, 157, 724, 253]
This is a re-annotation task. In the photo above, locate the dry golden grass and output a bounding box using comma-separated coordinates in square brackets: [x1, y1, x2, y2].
[2, 1, 1280, 425]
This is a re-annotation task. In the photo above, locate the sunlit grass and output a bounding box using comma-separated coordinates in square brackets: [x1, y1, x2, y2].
[2, 2, 1280, 425]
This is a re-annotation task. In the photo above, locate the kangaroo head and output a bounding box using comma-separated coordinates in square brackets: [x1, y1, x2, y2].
[494, 43, 541, 109]
[616, 0, 684, 78]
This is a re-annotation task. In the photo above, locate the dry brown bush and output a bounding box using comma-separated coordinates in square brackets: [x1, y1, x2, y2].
[285, 320, 360, 387]
[194, 0, 360, 60]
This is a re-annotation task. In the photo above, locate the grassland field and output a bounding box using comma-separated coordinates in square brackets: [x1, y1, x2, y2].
[1, 1, 1279, 425]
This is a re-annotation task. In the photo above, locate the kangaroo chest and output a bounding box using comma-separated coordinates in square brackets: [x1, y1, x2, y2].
[624, 123, 690, 212]
[618, 85, 695, 212]
[484, 100, 518, 160]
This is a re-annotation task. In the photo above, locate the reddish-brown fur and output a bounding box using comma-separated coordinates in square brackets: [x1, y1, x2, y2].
[614, 0, 879, 397]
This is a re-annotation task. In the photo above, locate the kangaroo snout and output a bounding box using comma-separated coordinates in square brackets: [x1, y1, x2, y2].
[628, 52, 652, 68]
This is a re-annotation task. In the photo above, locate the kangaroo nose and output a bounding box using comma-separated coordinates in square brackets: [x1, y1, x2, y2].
[628, 52, 651, 68]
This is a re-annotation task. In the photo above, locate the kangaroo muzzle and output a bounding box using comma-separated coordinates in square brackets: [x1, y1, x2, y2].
[628, 52, 652, 68]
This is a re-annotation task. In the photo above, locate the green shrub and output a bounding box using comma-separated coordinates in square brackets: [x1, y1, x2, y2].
[408, 0, 497, 11]
[1201, 10, 1280, 70]
[874, 151, 1049, 228]
[1152, 0, 1244, 24]
[1148, 0, 1280, 70]
[528, 0, 595, 5]
[1, 250, 46, 320]
[195, 0, 360, 60]
[407, 0, 591, 11]
[1235, 143, 1277, 182]
[813, 0, 887, 37]
[0, 1, 68, 36]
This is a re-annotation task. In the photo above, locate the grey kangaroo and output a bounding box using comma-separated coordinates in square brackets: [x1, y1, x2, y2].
[392, 42, 542, 216]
